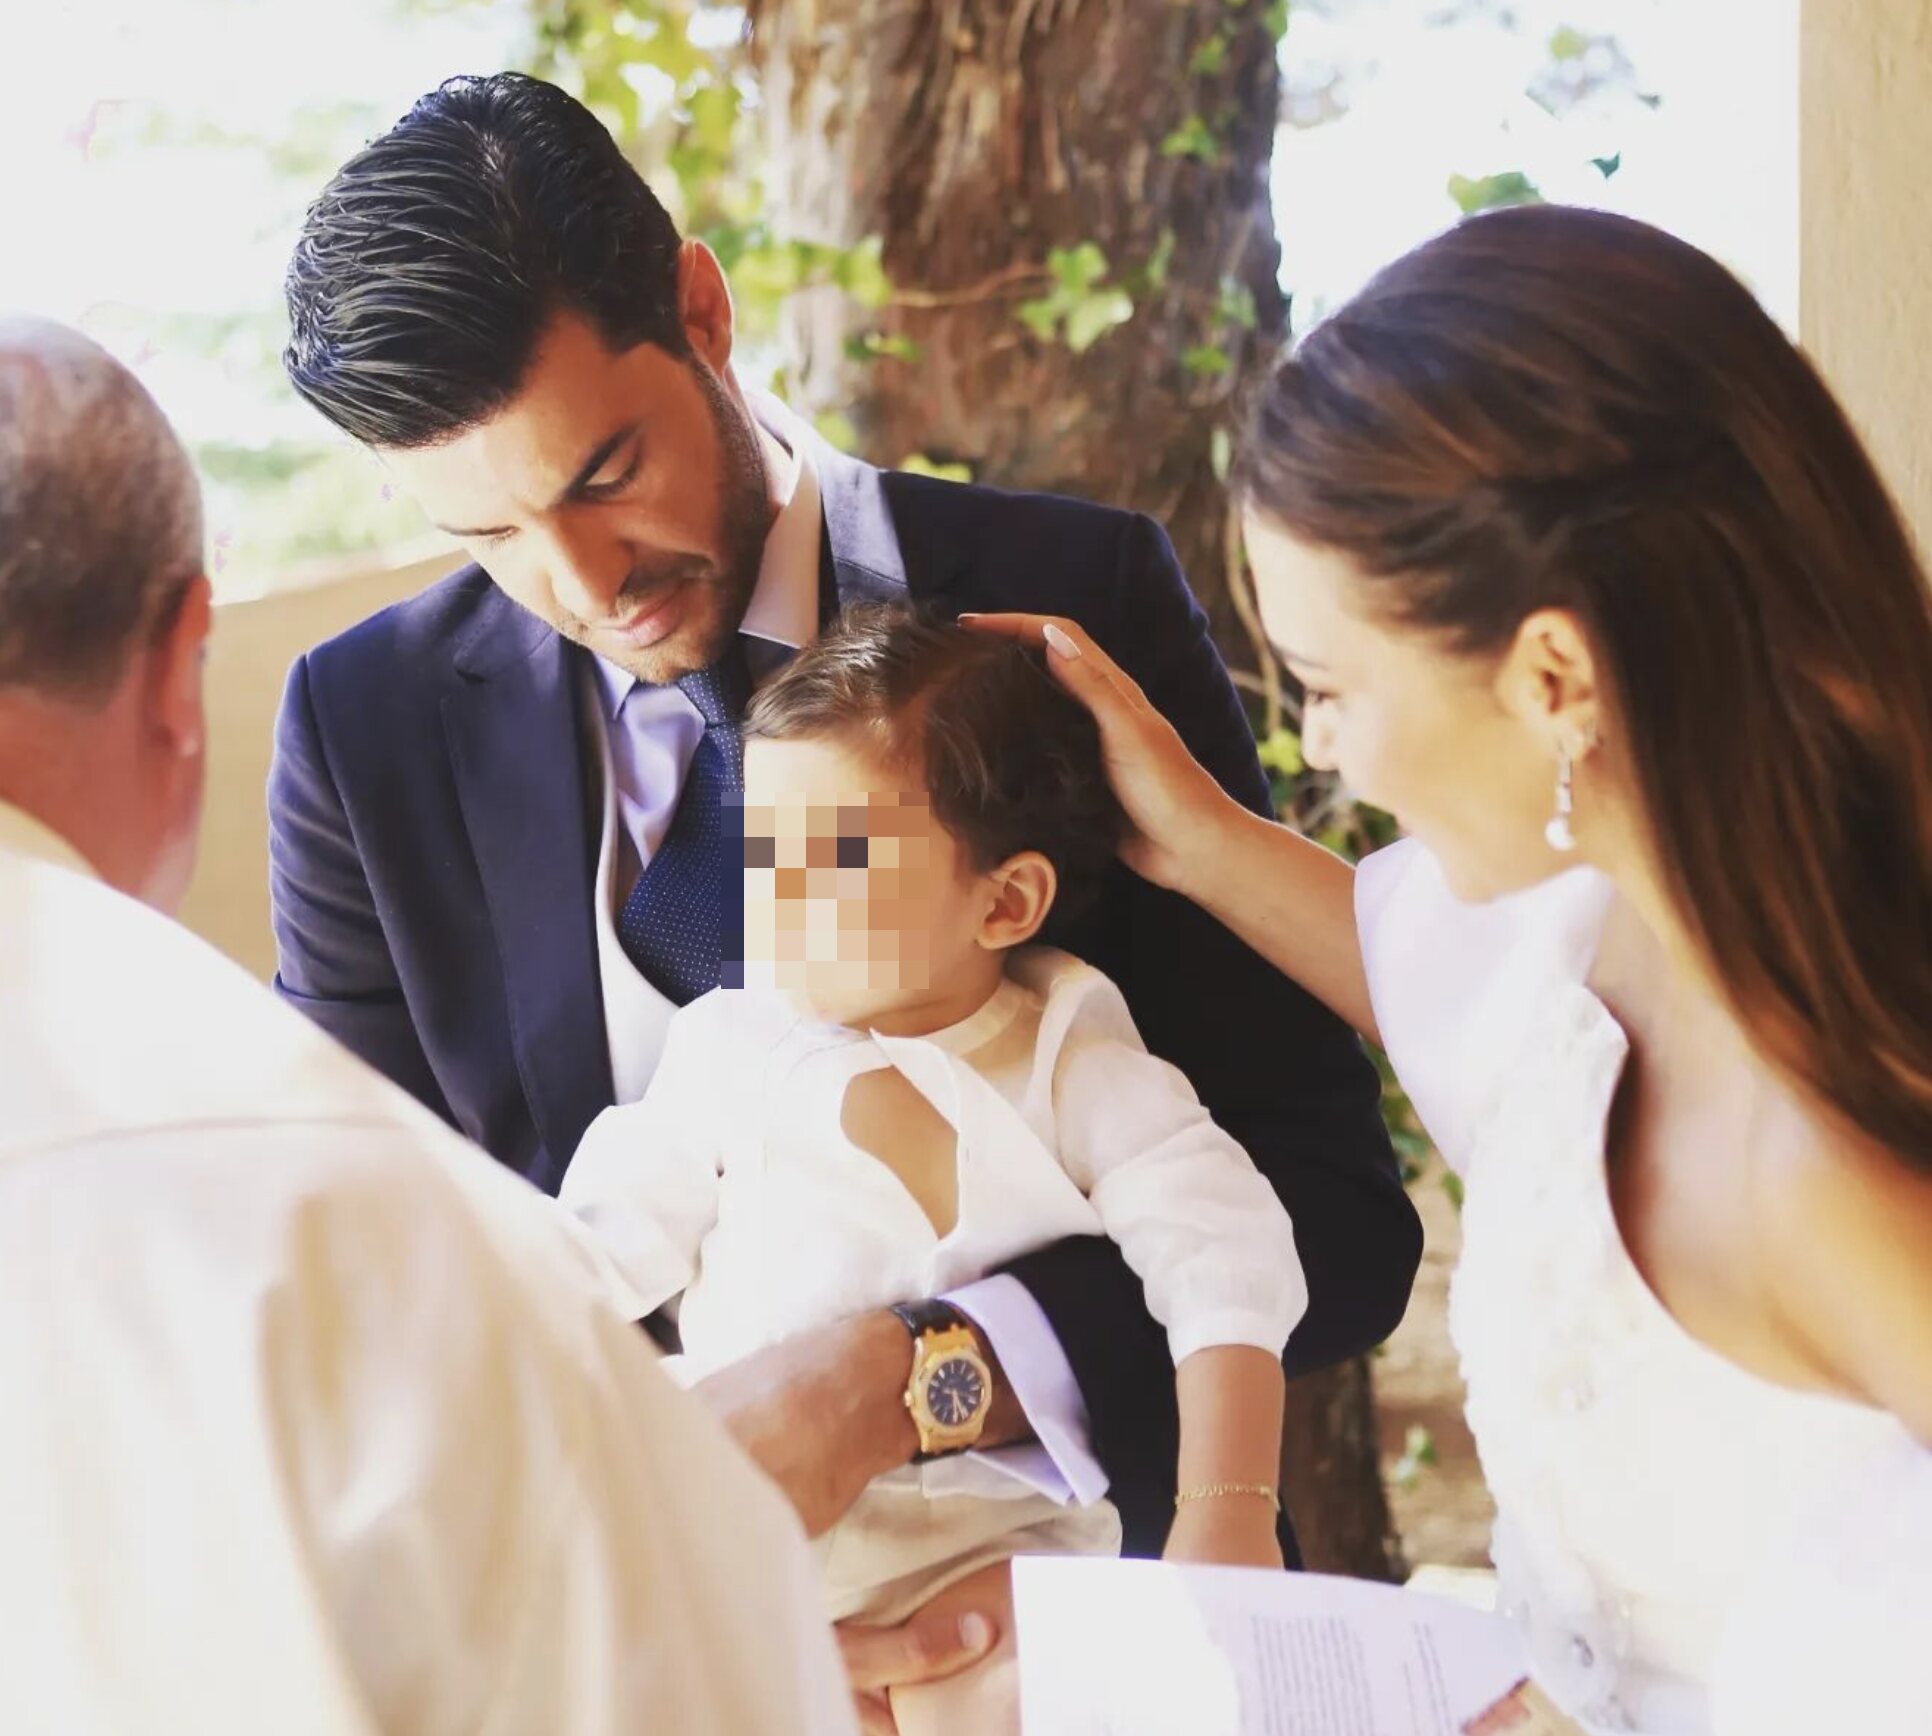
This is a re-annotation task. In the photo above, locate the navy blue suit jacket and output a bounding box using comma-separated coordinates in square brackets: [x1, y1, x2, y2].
[268, 437, 1421, 1556]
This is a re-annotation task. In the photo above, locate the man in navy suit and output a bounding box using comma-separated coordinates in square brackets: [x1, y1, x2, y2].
[273, 71, 1419, 1693]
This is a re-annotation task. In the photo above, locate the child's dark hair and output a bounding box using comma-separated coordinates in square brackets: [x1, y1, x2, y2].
[744, 605, 1126, 920]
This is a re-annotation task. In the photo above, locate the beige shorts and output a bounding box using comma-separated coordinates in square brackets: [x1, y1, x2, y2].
[819, 1482, 1123, 1626]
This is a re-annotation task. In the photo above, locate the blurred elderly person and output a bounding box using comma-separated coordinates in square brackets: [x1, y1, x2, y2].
[0, 316, 857, 1735]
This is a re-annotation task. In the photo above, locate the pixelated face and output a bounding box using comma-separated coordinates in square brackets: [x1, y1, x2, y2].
[737, 733, 995, 1028]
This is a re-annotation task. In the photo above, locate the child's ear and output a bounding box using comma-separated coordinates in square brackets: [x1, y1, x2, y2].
[977, 850, 1057, 951]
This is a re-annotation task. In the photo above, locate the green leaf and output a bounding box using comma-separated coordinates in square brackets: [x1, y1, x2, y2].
[1390, 1423, 1439, 1491]
[1256, 727, 1304, 776]
[1263, 0, 1290, 40]
[1160, 114, 1221, 164]
[1183, 343, 1231, 377]
[813, 410, 860, 452]
[1047, 242, 1110, 294]
[1064, 287, 1135, 353]
[622, 11, 712, 85]
[1447, 169, 1544, 214]
[832, 235, 892, 309]
[899, 453, 975, 484]
[1591, 150, 1623, 180]
[1548, 24, 1591, 63]
[1146, 228, 1176, 291]
[1441, 1169, 1466, 1212]
[1017, 297, 1062, 343]
[845, 330, 922, 364]
[1210, 426, 1233, 483]
[1189, 34, 1230, 78]
[1216, 276, 1258, 330]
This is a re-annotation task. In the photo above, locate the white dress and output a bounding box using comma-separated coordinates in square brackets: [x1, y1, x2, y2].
[1357, 839, 1932, 1736]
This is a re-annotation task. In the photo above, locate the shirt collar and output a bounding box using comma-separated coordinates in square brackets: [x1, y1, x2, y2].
[870, 975, 1031, 1056]
[0, 798, 97, 881]
[594, 396, 825, 721]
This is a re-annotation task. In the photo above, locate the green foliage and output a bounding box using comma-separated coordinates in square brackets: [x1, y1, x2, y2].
[1017, 244, 1137, 354]
[1161, 114, 1222, 165]
[845, 331, 923, 365]
[898, 454, 975, 484]
[1256, 726, 1304, 779]
[1210, 426, 1235, 484]
[1592, 151, 1623, 180]
[1217, 276, 1259, 331]
[812, 408, 860, 451]
[1447, 169, 1544, 214]
[1190, 34, 1231, 78]
[1548, 24, 1592, 63]
[1390, 1424, 1439, 1491]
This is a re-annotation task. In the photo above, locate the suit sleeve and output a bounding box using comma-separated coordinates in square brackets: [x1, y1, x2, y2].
[995, 513, 1422, 1547]
[268, 652, 455, 1126]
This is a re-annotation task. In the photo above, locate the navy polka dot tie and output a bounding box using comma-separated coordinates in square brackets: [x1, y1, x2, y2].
[617, 638, 752, 1004]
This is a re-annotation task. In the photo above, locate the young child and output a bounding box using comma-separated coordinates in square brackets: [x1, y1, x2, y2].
[563, 606, 1305, 1731]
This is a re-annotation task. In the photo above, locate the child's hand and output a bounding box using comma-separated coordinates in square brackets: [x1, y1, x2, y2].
[1162, 1494, 1285, 1570]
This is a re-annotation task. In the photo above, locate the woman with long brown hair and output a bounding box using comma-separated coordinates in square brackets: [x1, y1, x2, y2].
[973, 205, 1932, 1734]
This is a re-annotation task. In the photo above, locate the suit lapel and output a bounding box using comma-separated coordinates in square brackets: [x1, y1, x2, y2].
[443, 593, 613, 1192]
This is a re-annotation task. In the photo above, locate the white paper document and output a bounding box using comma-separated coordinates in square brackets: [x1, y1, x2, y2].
[1014, 1557, 1528, 1736]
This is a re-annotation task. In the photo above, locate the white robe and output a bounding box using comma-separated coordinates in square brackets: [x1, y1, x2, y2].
[0, 801, 854, 1736]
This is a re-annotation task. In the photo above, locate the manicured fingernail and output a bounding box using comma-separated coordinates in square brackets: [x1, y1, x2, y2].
[957, 611, 982, 620]
[960, 1613, 995, 1651]
[1042, 623, 1081, 659]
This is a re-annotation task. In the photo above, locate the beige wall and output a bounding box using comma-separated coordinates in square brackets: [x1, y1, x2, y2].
[176, 546, 463, 977]
[1800, 0, 1932, 545]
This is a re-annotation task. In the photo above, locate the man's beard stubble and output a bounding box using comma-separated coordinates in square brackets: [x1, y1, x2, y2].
[600, 363, 773, 687]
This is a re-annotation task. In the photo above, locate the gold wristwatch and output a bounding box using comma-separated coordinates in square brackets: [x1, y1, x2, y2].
[890, 1300, 994, 1460]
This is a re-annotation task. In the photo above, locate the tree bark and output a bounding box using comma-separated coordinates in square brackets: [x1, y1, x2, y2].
[747, 0, 1284, 658]
[747, 0, 1403, 1580]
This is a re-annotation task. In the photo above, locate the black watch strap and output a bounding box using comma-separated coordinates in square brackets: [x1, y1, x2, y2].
[890, 1298, 967, 1340]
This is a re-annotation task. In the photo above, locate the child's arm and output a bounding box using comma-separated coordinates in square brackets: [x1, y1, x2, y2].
[1048, 970, 1304, 1565]
[559, 1008, 726, 1322]
[1166, 1347, 1289, 1566]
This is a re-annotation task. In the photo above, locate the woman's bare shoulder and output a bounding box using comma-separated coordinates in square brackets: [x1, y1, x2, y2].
[1756, 1110, 1932, 1442]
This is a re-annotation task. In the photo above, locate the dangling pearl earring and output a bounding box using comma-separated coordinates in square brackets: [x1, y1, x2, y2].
[1546, 745, 1579, 854]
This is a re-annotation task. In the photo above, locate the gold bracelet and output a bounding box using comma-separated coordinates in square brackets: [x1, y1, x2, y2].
[1174, 1481, 1280, 1512]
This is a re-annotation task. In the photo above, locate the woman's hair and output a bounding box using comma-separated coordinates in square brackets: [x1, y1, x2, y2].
[1236, 203, 1932, 1166]
[744, 605, 1125, 920]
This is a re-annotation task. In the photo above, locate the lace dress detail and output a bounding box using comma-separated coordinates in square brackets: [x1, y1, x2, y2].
[1357, 840, 1928, 1736]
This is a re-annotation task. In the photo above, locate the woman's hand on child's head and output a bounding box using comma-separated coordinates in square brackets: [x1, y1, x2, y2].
[957, 612, 1236, 897]
[1162, 1493, 1286, 1572]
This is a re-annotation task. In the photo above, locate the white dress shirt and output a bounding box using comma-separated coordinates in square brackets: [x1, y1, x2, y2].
[563, 947, 1306, 1508]
[584, 396, 1113, 1503]
[0, 801, 854, 1736]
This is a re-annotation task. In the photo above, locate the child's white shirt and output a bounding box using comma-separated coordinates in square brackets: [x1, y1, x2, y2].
[564, 946, 1305, 1474]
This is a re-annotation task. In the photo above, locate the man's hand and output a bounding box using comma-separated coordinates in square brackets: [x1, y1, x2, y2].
[837, 1608, 999, 1735]
[691, 1310, 915, 1537]
[690, 1306, 1029, 1538]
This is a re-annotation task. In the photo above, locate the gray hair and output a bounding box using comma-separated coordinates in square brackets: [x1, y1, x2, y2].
[0, 318, 204, 700]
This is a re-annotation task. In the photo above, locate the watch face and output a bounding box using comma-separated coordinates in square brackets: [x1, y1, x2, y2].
[924, 1356, 986, 1429]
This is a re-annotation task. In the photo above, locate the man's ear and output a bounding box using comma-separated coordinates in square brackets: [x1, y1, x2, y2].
[677, 239, 736, 374]
[976, 850, 1057, 952]
[146, 573, 212, 760]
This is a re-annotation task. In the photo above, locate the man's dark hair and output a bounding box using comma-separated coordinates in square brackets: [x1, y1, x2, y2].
[283, 72, 687, 449]
[0, 321, 202, 701]
[744, 605, 1126, 920]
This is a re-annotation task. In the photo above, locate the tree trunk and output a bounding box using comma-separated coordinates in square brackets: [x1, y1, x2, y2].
[747, 0, 1402, 1580]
